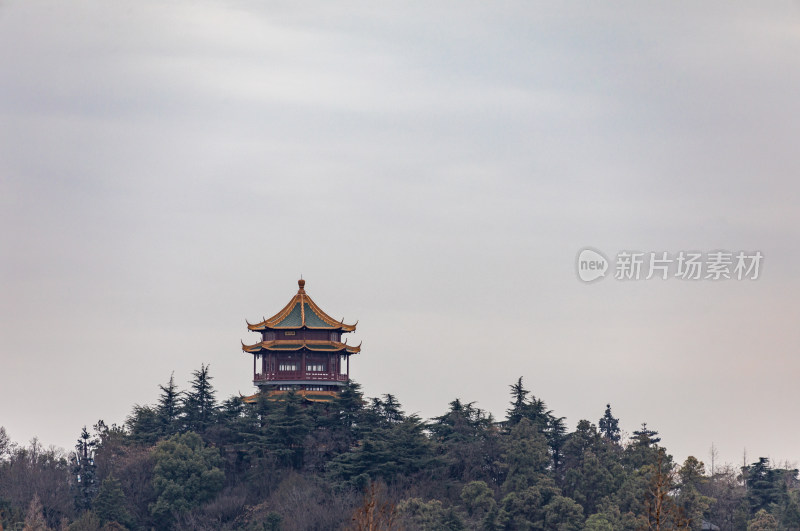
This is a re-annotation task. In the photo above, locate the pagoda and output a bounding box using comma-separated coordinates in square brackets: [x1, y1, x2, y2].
[242, 279, 360, 401]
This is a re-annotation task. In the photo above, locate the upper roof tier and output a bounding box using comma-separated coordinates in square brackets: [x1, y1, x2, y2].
[247, 279, 357, 332]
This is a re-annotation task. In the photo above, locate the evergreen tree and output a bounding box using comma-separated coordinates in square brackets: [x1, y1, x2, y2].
[598, 404, 621, 443]
[624, 423, 664, 470]
[264, 390, 313, 469]
[632, 423, 660, 445]
[94, 475, 131, 528]
[460, 481, 496, 518]
[150, 432, 224, 526]
[506, 377, 530, 426]
[430, 399, 500, 484]
[124, 405, 161, 445]
[675, 456, 713, 530]
[73, 427, 99, 512]
[155, 372, 181, 436]
[501, 418, 551, 494]
[380, 394, 404, 424]
[542, 495, 585, 530]
[498, 483, 560, 530]
[743, 457, 794, 515]
[327, 415, 436, 489]
[546, 414, 568, 474]
[182, 364, 217, 433]
[748, 509, 780, 531]
[327, 380, 367, 444]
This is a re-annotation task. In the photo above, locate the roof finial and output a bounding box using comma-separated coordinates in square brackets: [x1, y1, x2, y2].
[298, 278, 306, 293]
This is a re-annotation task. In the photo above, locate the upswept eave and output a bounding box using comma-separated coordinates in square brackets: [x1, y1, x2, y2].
[246, 280, 357, 332]
[241, 339, 362, 355]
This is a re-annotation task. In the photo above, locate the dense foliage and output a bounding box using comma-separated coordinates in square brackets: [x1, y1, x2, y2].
[1, 371, 798, 530]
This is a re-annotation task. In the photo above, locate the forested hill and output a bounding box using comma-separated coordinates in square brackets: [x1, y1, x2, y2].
[1, 368, 797, 530]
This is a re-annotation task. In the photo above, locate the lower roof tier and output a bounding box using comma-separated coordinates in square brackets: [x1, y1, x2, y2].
[255, 379, 347, 387]
[242, 339, 361, 354]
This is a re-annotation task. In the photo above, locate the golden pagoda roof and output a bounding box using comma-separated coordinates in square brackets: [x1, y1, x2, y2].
[241, 339, 362, 354]
[246, 279, 357, 332]
[241, 389, 339, 403]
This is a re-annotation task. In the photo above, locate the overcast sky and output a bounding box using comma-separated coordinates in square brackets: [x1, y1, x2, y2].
[2, 1, 799, 468]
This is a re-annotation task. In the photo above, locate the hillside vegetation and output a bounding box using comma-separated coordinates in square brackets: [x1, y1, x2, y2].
[1, 367, 797, 530]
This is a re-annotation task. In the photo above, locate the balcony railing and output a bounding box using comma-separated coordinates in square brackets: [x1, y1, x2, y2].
[254, 371, 348, 382]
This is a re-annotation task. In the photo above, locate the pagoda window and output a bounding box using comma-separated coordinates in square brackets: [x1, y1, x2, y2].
[278, 363, 298, 372]
[330, 332, 339, 342]
[306, 386, 325, 391]
[306, 363, 325, 372]
[263, 331, 275, 341]
[278, 385, 296, 391]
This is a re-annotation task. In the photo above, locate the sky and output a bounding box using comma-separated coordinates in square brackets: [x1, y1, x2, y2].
[1, 1, 799, 469]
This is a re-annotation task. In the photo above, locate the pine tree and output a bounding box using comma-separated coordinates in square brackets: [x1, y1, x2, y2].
[328, 380, 367, 444]
[155, 372, 181, 436]
[182, 364, 217, 433]
[265, 390, 313, 469]
[506, 377, 530, 426]
[598, 404, 621, 443]
[632, 423, 660, 446]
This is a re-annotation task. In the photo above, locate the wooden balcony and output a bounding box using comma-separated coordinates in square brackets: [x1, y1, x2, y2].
[253, 370, 348, 382]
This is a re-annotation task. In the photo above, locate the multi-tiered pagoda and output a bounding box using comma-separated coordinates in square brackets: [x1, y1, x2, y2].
[242, 279, 360, 401]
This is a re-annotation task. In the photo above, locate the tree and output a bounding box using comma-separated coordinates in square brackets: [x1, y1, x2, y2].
[501, 418, 550, 494]
[747, 509, 779, 531]
[327, 416, 436, 489]
[396, 497, 464, 530]
[563, 450, 616, 516]
[498, 483, 560, 530]
[149, 432, 224, 526]
[624, 424, 664, 471]
[23, 494, 50, 531]
[66, 510, 101, 531]
[0, 438, 74, 528]
[506, 377, 531, 426]
[642, 450, 688, 531]
[0, 426, 10, 461]
[460, 481, 496, 518]
[329, 380, 367, 439]
[429, 399, 500, 484]
[264, 390, 313, 469]
[155, 372, 181, 436]
[546, 415, 568, 474]
[124, 405, 161, 445]
[371, 394, 404, 425]
[632, 423, 660, 445]
[506, 377, 551, 432]
[182, 364, 217, 433]
[542, 495, 584, 530]
[743, 457, 796, 517]
[598, 404, 620, 443]
[94, 475, 131, 528]
[675, 456, 713, 530]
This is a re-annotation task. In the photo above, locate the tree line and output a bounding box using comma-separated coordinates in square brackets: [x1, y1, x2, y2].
[1, 367, 798, 530]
